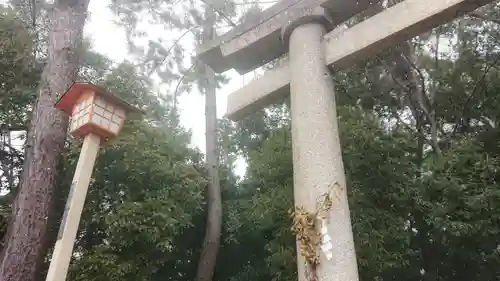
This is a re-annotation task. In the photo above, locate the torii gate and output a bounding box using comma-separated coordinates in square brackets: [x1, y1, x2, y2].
[196, 0, 494, 281]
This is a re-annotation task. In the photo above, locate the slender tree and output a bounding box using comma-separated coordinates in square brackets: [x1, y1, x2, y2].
[195, 1, 223, 281]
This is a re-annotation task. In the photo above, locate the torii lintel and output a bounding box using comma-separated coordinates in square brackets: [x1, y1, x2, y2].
[225, 0, 494, 121]
[196, 0, 380, 75]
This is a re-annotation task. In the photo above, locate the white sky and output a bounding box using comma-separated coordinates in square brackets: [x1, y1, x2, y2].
[83, 1, 283, 177]
[83, 1, 243, 175]
[0, 0, 281, 186]
[4, 0, 454, 180]
[0, 0, 276, 178]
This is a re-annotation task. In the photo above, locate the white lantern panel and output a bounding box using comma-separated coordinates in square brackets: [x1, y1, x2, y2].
[84, 104, 91, 116]
[106, 103, 115, 112]
[111, 114, 123, 123]
[68, 98, 100, 134]
[72, 100, 92, 117]
[109, 123, 120, 134]
[72, 102, 80, 115]
[102, 118, 110, 128]
[82, 113, 90, 123]
[95, 97, 106, 107]
[92, 113, 103, 126]
[103, 110, 112, 119]
[94, 104, 105, 115]
[114, 108, 125, 118]
[92, 113, 111, 127]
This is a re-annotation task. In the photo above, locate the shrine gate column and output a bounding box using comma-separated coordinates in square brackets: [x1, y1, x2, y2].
[282, 7, 359, 281]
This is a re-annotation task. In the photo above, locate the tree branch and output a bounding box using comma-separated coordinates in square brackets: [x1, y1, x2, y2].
[199, 0, 237, 27]
[376, 55, 443, 158]
[450, 52, 500, 138]
[0, 125, 27, 132]
[468, 11, 500, 25]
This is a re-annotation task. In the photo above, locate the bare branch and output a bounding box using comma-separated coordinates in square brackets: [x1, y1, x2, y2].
[198, 0, 237, 27]
[468, 11, 500, 25]
[451, 52, 500, 137]
[376, 55, 443, 158]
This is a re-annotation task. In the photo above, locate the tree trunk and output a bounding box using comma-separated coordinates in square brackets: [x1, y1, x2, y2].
[195, 2, 222, 281]
[0, 1, 90, 281]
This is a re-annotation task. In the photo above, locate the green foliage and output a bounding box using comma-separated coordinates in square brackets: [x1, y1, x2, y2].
[0, 5, 41, 244]
[0, 5, 39, 132]
[50, 59, 208, 281]
[65, 119, 207, 281]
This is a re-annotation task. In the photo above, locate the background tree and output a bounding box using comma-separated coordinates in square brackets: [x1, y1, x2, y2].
[0, 4, 40, 250]
[0, 1, 91, 280]
[195, 0, 225, 280]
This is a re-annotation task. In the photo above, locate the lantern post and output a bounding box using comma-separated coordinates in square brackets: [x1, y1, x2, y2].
[46, 82, 140, 281]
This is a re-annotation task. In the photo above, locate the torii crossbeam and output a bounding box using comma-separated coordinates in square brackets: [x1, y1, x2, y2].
[223, 0, 494, 120]
[197, 0, 377, 74]
[195, 0, 495, 281]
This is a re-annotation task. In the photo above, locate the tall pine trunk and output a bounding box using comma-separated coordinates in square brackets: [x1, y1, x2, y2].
[0, 1, 90, 280]
[195, 2, 222, 281]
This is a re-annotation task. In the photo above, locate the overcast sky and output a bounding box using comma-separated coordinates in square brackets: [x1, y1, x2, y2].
[84, 0, 251, 176]
[85, 0, 283, 177]
[2, 0, 277, 177]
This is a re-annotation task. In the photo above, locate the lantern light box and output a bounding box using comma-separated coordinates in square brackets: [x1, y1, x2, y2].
[55, 82, 139, 139]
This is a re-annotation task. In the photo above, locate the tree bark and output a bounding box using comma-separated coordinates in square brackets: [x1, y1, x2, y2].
[0, 1, 90, 281]
[195, 2, 222, 281]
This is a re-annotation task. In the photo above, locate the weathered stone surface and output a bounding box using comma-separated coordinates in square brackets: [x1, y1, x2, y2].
[197, 0, 377, 74]
[220, 0, 345, 74]
[195, 0, 302, 73]
[225, 0, 496, 120]
[287, 22, 359, 281]
[225, 58, 290, 120]
[324, 0, 495, 69]
[280, 6, 333, 48]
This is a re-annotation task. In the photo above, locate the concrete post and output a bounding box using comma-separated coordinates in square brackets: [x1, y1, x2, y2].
[285, 14, 360, 281]
[45, 133, 101, 281]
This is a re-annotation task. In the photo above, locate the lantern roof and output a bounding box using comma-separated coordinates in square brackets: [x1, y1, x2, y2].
[55, 81, 141, 115]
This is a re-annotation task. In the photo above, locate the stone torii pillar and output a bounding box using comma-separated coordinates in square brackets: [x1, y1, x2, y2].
[195, 0, 495, 281]
[198, 0, 372, 280]
[281, 8, 358, 281]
